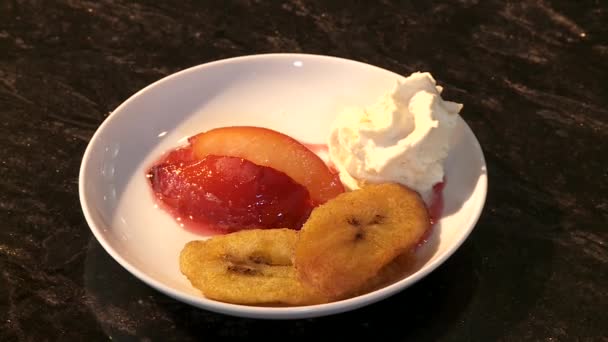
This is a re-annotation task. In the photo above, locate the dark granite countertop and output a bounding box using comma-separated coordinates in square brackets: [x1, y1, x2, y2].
[1, 0, 607, 340]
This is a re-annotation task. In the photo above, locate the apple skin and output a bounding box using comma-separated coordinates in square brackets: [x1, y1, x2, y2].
[190, 126, 344, 205]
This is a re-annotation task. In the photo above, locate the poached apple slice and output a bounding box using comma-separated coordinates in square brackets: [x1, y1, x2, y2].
[190, 126, 344, 204]
[148, 155, 314, 232]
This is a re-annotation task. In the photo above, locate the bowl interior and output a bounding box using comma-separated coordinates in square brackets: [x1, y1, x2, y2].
[79, 54, 487, 319]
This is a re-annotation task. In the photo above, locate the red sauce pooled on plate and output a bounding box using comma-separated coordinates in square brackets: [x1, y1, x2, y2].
[415, 180, 445, 247]
[428, 181, 445, 225]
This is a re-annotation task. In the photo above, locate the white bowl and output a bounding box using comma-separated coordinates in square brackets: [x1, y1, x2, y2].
[79, 53, 487, 319]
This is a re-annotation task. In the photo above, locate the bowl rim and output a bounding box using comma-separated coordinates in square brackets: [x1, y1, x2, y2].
[78, 53, 488, 319]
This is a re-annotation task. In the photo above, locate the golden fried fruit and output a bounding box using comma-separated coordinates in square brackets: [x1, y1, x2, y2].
[180, 229, 326, 306]
[294, 183, 430, 299]
[353, 251, 417, 296]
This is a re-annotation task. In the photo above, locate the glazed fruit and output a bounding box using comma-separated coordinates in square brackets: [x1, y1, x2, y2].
[294, 183, 430, 299]
[148, 155, 314, 232]
[180, 229, 327, 305]
[190, 126, 344, 204]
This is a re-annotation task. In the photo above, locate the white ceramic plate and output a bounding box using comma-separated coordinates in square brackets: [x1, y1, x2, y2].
[79, 53, 487, 319]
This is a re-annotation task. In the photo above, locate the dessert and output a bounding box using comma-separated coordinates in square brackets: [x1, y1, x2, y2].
[147, 71, 460, 306]
[295, 183, 429, 299]
[328, 72, 462, 203]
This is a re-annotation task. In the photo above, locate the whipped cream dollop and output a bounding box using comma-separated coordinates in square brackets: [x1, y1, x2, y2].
[328, 72, 462, 203]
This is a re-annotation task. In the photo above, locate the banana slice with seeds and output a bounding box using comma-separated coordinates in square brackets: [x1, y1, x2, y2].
[180, 228, 327, 306]
[295, 183, 430, 299]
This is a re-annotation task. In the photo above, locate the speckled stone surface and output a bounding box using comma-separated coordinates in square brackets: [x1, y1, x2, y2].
[1, 0, 606, 340]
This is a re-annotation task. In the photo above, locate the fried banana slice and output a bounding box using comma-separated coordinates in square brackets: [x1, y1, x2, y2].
[295, 183, 430, 299]
[353, 250, 417, 296]
[180, 229, 326, 306]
